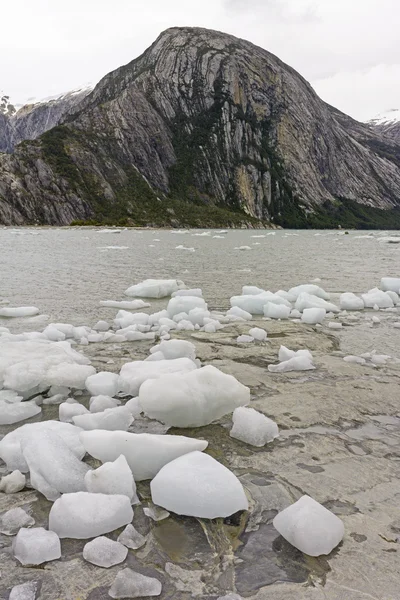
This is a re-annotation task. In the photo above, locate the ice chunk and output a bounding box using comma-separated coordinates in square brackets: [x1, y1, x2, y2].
[13, 527, 61, 565]
[21, 429, 90, 500]
[278, 346, 313, 362]
[59, 401, 89, 423]
[242, 286, 265, 295]
[49, 492, 133, 539]
[328, 322, 342, 329]
[83, 536, 128, 568]
[295, 293, 339, 313]
[90, 395, 120, 413]
[340, 292, 364, 311]
[100, 299, 150, 309]
[45, 363, 96, 389]
[372, 315, 380, 324]
[171, 288, 203, 297]
[231, 292, 290, 315]
[301, 308, 326, 324]
[0, 389, 23, 403]
[230, 407, 279, 446]
[125, 279, 185, 298]
[167, 296, 207, 319]
[118, 524, 147, 549]
[86, 371, 120, 396]
[0, 400, 41, 425]
[80, 430, 208, 481]
[73, 406, 133, 431]
[0, 307, 39, 318]
[386, 290, 399, 305]
[288, 285, 330, 300]
[124, 397, 142, 416]
[263, 303, 291, 319]
[93, 320, 110, 331]
[226, 306, 252, 321]
[343, 355, 366, 364]
[234, 246, 251, 250]
[0, 469, 26, 493]
[0, 421, 85, 472]
[217, 595, 243, 600]
[114, 311, 149, 329]
[119, 357, 197, 396]
[237, 335, 254, 343]
[139, 365, 250, 427]
[362, 288, 394, 309]
[381, 277, 400, 293]
[149, 339, 196, 361]
[85, 455, 137, 503]
[43, 325, 66, 341]
[9, 581, 38, 600]
[0, 507, 35, 535]
[273, 495, 344, 556]
[143, 504, 170, 521]
[268, 356, 315, 373]
[109, 568, 162, 598]
[151, 451, 248, 518]
[248, 327, 267, 341]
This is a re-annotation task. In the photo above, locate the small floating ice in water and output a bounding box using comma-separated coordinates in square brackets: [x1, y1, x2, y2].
[83, 536, 128, 568]
[125, 279, 185, 298]
[100, 299, 150, 309]
[230, 407, 279, 446]
[150, 451, 248, 519]
[0, 306, 39, 318]
[13, 527, 61, 565]
[175, 245, 195, 251]
[109, 568, 162, 599]
[381, 277, 400, 293]
[234, 246, 252, 250]
[273, 495, 344, 556]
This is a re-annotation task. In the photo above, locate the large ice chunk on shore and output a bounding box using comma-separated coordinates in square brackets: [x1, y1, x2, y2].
[13, 527, 61, 565]
[21, 429, 90, 500]
[0, 421, 85, 472]
[230, 292, 290, 315]
[288, 285, 330, 300]
[139, 365, 250, 427]
[230, 407, 279, 446]
[59, 401, 89, 423]
[125, 279, 185, 298]
[340, 293, 364, 311]
[0, 400, 41, 425]
[273, 495, 344, 556]
[381, 277, 400, 293]
[83, 536, 128, 568]
[151, 451, 248, 518]
[119, 358, 196, 396]
[278, 346, 313, 362]
[263, 303, 291, 319]
[109, 568, 162, 599]
[86, 371, 120, 396]
[149, 339, 196, 361]
[295, 293, 339, 313]
[45, 363, 96, 389]
[90, 395, 120, 413]
[268, 356, 315, 373]
[249, 327, 267, 341]
[167, 296, 207, 318]
[73, 406, 133, 431]
[49, 492, 133, 539]
[226, 306, 252, 321]
[85, 455, 137, 502]
[362, 288, 394, 309]
[0, 307, 39, 318]
[80, 430, 208, 481]
[301, 308, 326, 324]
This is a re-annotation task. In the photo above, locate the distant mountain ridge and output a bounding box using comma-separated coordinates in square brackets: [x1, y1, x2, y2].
[368, 108, 400, 144]
[1, 27, 400, 228]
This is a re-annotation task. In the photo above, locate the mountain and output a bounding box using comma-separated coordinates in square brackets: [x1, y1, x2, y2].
[0, 88, 92, 153]
[1, 27, 400, 228]
[368, 109, 400, 144]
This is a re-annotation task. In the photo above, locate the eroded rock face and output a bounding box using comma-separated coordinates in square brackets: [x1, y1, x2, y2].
[1, 27, 400, 226]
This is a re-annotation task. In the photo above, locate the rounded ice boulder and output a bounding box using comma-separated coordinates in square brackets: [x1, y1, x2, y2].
[273, 495, 344, 556]
[230, 407, 279, 447]
[139, 365, 250, 428]
[13, 527, 61, 565]
[150, 451, 248, 519]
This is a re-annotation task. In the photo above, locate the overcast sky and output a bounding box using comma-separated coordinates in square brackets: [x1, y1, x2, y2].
[1, 0, 399, 121]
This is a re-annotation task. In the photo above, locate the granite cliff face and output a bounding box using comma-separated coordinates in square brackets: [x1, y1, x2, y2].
[1, 27, 400, 227]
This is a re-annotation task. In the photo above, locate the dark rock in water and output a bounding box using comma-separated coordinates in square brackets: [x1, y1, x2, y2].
[1, 27, 400, 227]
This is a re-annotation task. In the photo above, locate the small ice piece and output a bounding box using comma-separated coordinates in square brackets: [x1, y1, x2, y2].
[288, 284, 330, 300]
[9, 581, 38, 600]
[0, 307, 39, 318]
[371, 354, 390, 365]
[119, 358, 197, 396]
[234, 246, 252, 250]
[83, 536, 128, 568]
[80, 430, 208, 481]
[94, 320, 110, 331]
[86, 371, 120, 397]
[231, 292, 290, 315]
[59, 402, 89, 423]
[0, 507, 35, 535]
[226, 306, 252, 321]
[278, 346, 313, 362]
[149, 339, 196, 361]
[0, 400, 41, 425]
[43, 325, 66, 341]
[13, 527, 61, 565]
[372, 316, 380, 324]
[362, 288, 394, 309]
[268, 356, 315, 373]
[386, 290, 399, 305]
[109, 568, 162, 598]
[295, 293, 339, 313]
[100, 300, 150, 309]
[343, 355, 366, 364]
[90, 395, 121, 413]
[151, 451, 248, 518]
[21, 429, 90, 501]
[217, 595, 243, 600]
[73, 406, 133, 431]
[143, 504, 170, 522]
[263, 303, 291, 319]
[49, 492, 133, 539]
[175, 244, 195, 251]
[248, 327, 267, 341]
[139, 365, 250, 427]
[167, 296, 207, 319]
[118, 524, 147, 549]
[273, 495, 344, 556]
[328, 322, 342, 329]
[381, 277, 400, 293]
[290, 309, 301, 318]
[0, 470, 26, 493]
[85, 455, 137, 503]
[340, 293, 364, 311]
[230, 407, 279, 446]
[301, 308, 326, 324]
[0, 389, 23, 403]
[125, 279, 185, 299]
[43, 393, 65, 405]
[171, 288, 203, 298]
[237, 335, 254, 343]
